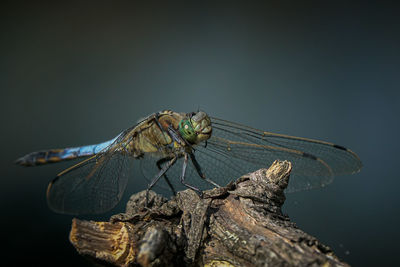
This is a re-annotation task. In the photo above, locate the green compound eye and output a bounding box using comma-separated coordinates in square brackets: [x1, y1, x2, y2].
[179, 119, 197, 143]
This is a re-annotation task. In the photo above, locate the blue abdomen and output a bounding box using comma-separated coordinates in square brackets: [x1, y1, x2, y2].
[15, 136, 118, 166]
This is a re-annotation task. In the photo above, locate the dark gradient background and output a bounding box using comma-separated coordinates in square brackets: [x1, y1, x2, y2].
[2, 1, 399, 266]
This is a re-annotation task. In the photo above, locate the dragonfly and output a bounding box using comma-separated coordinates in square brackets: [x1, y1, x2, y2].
[16, 110, 362, 215]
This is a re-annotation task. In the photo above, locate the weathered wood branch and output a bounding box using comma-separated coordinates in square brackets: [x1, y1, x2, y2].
[69, 160, 349, 267]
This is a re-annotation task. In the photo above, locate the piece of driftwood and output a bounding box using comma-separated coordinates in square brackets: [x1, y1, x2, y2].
[69, 160, 349, 267]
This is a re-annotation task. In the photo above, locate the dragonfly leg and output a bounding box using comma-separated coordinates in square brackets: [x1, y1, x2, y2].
[156, 158, 177, 196]
[146, 155, 177, 206]
[153, 112, 165, 134]
[154, 114, 188, 147]
[189, 153, 221, 188]
[180, 153, 203, 197]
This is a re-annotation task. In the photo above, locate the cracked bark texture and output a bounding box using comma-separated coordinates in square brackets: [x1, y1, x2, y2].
[69, 160, 349, 267]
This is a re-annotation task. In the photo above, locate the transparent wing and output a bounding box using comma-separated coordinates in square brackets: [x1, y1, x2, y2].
[206, 117, 362, 192]
[46, 147, 133, 215]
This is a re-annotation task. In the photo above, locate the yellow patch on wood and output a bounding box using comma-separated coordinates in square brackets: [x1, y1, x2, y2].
[204, 260, 236, 267]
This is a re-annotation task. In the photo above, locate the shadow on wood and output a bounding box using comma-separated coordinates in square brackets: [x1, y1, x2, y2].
[69, 160, 349, 267]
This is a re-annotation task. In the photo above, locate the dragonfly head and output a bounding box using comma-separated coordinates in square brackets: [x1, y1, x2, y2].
[179, 111, 212, 144]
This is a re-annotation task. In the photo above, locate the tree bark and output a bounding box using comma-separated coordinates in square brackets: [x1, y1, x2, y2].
[69, 160, 349, 267]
